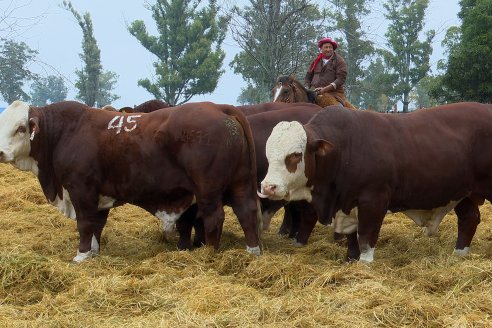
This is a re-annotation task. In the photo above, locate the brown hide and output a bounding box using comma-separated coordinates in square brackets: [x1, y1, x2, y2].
[28, 100, 259, 255]
[179, 105, 323, 249]
[303, 102, 492, 254]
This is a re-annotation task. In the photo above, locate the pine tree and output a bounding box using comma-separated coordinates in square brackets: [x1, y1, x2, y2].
[63, 1, 119, 107]
[381, 0, 435, 112]
[129, 0, 228, 105]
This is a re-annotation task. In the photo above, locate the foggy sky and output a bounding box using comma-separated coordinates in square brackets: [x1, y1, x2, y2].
[1, 0, 460, 108]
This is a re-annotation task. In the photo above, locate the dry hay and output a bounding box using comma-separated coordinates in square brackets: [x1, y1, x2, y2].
[1, 163, 492, 327]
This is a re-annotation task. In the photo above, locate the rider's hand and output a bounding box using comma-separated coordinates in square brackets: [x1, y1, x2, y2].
[325, 84, 335, 92]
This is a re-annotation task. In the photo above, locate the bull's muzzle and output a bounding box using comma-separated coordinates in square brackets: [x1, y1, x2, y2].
[258, 183, 277, 199]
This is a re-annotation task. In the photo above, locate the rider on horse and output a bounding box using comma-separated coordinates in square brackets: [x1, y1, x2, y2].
[304, 37, 355, 109]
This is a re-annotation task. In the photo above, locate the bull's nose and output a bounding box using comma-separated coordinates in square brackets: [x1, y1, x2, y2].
[262, 183, 277, 196]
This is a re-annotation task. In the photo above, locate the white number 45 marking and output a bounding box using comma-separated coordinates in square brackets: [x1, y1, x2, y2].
[107, 115, 142, 134]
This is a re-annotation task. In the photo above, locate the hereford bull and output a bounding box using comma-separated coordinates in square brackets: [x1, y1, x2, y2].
[0, 100, 260, 262]
[260, 103, 492, 262]
[176, 105, 323, 249]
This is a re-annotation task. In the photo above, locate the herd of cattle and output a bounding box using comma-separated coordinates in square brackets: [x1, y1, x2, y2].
[0, 98, 491, 264]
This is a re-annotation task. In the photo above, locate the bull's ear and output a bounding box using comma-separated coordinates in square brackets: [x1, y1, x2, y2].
[307, 139, 333, 157]
[29, 117, 40, 140]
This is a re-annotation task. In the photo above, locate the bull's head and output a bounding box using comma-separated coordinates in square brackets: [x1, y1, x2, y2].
[0, 100, 39, 173]
[259, 121, 332, 202]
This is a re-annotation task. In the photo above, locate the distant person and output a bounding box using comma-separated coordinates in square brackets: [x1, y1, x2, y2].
[304, 37, 355, 109]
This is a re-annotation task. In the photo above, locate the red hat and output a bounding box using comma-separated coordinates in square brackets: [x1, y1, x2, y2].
[317, 37, 338, 50]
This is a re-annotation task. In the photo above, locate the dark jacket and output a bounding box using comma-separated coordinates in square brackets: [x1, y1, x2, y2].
[304, 52, 348, 91]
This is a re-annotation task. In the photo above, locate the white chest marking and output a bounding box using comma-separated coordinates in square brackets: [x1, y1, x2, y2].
[155, 196, 196, 232]
[50, 188, 116, 219]
[50, 188, 76, 219]
[155, 211, 182, 232]
[98, 195, 116, 210]
[14, 156, 39, 175]
[330, 208, 358, 234]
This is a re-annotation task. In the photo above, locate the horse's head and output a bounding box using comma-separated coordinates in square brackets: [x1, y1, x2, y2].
[272, 75, 316, 104]
[272, 75, 296, 102]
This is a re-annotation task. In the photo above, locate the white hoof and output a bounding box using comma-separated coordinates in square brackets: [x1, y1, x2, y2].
[358, 247, 375, 263]
[246, 245, 261, 256]
[72, 250, 94, 263]
[292, 241, 304, 247]
[453, 247, 470, 257]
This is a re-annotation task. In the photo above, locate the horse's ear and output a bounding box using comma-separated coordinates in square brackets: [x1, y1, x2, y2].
[289, 74, 296, 82]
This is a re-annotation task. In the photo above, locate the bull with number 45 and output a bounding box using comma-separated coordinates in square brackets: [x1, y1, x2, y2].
[0, 100, 261, 262]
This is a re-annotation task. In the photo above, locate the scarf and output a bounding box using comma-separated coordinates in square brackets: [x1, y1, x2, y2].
[309, 53, 332, 73]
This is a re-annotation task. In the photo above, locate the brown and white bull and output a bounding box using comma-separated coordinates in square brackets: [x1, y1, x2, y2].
[260, 103, 491, 262]
[0, 100, 260, 262]
[176, 104, 323, 249]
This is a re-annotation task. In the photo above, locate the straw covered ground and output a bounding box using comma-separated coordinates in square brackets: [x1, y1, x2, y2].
[1, 163, 492, 327]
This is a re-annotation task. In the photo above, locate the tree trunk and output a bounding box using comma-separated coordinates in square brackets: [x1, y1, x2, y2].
[402, 91, 409, 113]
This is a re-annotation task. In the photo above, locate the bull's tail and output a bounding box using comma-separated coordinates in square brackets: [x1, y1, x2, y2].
[223, 105, 263, 246]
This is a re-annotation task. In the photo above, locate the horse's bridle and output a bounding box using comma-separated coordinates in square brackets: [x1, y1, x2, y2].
[283, 82, 297, 103]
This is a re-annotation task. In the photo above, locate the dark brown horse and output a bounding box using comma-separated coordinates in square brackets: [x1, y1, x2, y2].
[272, 74, 356, 109]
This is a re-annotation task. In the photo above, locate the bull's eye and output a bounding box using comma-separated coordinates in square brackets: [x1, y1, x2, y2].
[16, 125, 27, 134]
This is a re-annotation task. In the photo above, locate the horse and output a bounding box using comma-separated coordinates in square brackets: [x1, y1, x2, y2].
[272, 74, 356, 109]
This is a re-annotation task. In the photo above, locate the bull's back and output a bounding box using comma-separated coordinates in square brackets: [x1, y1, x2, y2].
[238, 102, 320, 116]
[312, 103, 492, 208]
[163, 103, 255, 186]
[385, 103, 492, 184]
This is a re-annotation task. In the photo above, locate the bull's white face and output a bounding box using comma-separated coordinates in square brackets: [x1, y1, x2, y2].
[0, 101, 37, 173]
[260, 121, 313, 202]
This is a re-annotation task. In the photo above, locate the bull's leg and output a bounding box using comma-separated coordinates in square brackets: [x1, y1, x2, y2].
[454, 198, 480, 256]
[346, 231, 360, 261]
[230, 195, 260, 255]
[334, 232, 346, 243]
[192, 217, 205, 248]
[293, 201, 318, 246]
[74, 214, 100, 263]
[356, 195, 388, 263]
[91, 209, 109, 256]
[198, 200, 225, 250]
[278, 208, 293, 236]
[278, 202, 296, 236]
[175, 205, 198, 250]
[261, 199, 284, 232]
[69, 186, 101, 263]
